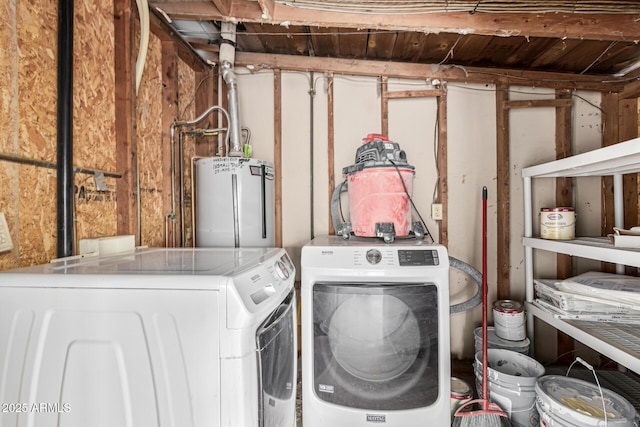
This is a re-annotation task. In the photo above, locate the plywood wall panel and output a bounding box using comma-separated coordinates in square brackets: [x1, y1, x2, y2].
[18, 166, 56, 267]
[137, 33, 165, 247]
[0, 0, 20, 270]
[17, 0, 57, 162]
[74, 0, 116, 171]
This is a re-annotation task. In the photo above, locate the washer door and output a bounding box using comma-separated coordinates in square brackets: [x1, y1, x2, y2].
[313, 283, 440, 410]
[256, 290, 296, 427]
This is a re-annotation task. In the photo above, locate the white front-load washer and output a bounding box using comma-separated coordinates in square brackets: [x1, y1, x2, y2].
[0, 247, 296, 427]
[301, 235, 450, 426]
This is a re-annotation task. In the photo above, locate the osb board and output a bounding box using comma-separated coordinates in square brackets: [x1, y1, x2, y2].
[137, 32, 165, 247]
[18, 166, 56, 267]
[73, 0, 116, 171]
[0, 1, 20, 270]
[73, 173, 118, 245]
[178, 59, 196, 247]
[0, 1, 17, 153]
[17, 0, 57, 162]
[0, 163, 19, 270]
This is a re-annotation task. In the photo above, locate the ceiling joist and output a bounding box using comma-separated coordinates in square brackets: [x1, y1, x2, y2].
[152, 1, 640, 42]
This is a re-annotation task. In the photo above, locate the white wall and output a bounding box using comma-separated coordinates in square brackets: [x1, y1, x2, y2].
[233, 69, 603, 358]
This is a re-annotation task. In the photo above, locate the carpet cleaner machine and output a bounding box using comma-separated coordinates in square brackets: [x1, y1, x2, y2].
[331, 134, 428, 243]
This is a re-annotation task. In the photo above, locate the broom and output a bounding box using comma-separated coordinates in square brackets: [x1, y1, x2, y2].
[452, 186, 512, 427]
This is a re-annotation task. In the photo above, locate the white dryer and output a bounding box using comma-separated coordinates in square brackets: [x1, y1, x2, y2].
[301, 235, 450, 426]
[0, 247, 296, 427]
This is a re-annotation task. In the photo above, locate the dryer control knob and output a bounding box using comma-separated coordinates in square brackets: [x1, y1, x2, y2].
[366, 249, 382, 264]
[275, 260, 290, 279]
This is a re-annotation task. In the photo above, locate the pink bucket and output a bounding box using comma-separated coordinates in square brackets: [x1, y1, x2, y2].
[346, 166, 414, 237]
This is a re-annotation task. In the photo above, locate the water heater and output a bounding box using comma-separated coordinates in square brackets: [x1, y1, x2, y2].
[195, 157, 275, 247]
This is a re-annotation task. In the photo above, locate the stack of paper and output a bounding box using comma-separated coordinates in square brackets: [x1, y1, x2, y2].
[534, 272, 640, 324]
[608, 226, 640, 248]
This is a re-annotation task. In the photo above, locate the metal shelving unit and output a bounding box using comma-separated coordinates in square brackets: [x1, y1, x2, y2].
[522, 137, 640, 374]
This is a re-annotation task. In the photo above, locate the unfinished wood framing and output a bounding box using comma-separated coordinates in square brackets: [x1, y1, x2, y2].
[495, 83, 510, 300]
[114, 0, 138, 239]
[554, 88, 574, 364]
[327, 73, 335, 235]
[380, 83, 448, 245]
[232, 52, 619, 92]
[194, 69, 217, 157]
[162, 41, 179, 247]
[156, 1, 640, 42]
[274, 69, 283, 247]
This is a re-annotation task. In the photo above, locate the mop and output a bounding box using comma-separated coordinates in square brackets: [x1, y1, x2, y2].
[452, 187, 512, 427]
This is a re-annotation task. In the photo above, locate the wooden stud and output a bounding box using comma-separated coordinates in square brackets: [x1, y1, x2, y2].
[555, 88, 574, 364]
[194, 69, 217, 157]
[380, 76, 388, 136]
[162, 41, 179, 247]
[114, 0, 137, 240]
[437, 92, 448, 247]
[618, 98, 639, 277]
[274, 69, 283, 247]
[496, 83, 510, 301]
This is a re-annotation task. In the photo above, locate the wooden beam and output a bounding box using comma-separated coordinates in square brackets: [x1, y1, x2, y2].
[274, 69, 283, 247]
[224, 52, 623, 92]
[194, 69, 217, 157]
[327, 73, 335, 235]
[437, 92, 448, 247]
[212, 0, 232, 16]
[505, 99, 573, 109]
[162, 41, 179, 247]
[149, 7, 209, 72]
[152, 1, 640, 42]
[619, 78, 640, 100]
[619, 98, 639, 277]
[114, 0, 138, 240]
[496, 83, 510, 300]
[257, 0, 275, 20]
[555, 88, 574, 365]
[380, 76, 389, 136]
[386, 89, 446, 99]
[601, 93, 618, 269]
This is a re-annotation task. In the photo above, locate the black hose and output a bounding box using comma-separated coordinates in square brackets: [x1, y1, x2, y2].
[56, 0, 74, 258]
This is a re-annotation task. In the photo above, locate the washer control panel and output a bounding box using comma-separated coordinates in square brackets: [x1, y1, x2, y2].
[398, 249, 439, 266]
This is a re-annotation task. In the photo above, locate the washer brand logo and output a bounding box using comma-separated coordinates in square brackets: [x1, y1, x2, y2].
[321, 250, 333, 255]
[318, 384, 334, 393]
[366, 414, 386, 423]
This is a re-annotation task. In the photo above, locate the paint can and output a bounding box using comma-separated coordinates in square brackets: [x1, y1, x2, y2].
[493, 300, 526, 341]
[540, 207, 576, 240]
[450, 377, 473, 419]
[536, 375, 639, 427]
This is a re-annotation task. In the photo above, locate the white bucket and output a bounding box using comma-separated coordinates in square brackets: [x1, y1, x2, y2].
[536, 375, 639, 427]
[475, 326, 530, 355]
[475, 349, 545, 427]
[540, 207, 576, 240]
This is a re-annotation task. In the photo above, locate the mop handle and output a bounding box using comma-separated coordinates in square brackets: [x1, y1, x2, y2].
[482, 186, 489, 408]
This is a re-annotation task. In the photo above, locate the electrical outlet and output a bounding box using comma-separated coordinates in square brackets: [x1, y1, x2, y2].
[431, 203, 443, 221]
[0, 212, 14, 252]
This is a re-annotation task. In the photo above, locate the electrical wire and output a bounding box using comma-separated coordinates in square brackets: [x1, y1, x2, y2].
[389, 159, 435, 243]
